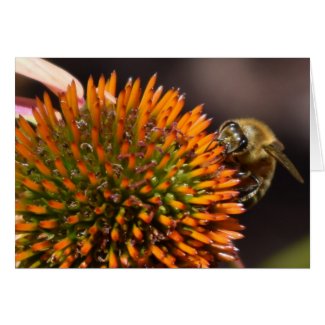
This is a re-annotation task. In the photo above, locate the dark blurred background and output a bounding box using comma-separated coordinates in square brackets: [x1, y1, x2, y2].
[16, 58, 310, 267]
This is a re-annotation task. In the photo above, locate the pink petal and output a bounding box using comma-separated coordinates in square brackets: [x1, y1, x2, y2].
[15, 96, 36, 123]
[15, 58, 84, 103]
[15, 96, 62, 124]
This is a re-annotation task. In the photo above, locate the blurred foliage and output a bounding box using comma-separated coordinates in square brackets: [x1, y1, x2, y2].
[259, 236, 310, 268]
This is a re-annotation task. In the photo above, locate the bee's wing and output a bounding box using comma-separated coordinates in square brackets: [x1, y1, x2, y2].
[263, 142, 304, 183]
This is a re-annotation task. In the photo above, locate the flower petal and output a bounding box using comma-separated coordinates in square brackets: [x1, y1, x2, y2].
[16, 96, 62, 124]
[15, 58, 84, 104]
[15, 96, 36, 123]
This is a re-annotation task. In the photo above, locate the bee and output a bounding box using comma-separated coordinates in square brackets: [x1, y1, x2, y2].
[217, 118, 304, 207]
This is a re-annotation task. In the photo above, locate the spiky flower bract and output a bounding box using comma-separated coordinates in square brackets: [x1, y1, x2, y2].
[15, 72, 246, 268]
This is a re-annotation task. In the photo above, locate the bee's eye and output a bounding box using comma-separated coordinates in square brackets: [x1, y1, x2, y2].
[218, 121, 248, 153]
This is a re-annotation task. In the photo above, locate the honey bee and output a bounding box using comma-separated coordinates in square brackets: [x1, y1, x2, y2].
[217, 118, 304, 207]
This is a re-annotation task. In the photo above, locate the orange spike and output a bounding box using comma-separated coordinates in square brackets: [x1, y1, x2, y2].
[219, 229, 244, 240]
[15, 222, 38, 232]
[151, 85, 163, 107]
[106, 70, 117, 97]
[214, 179, 241, 189]
[103, 189, 111, 200]
[156, 153, 170, 170]
[144, 143, 155, 160]
[54, 158, 68, 177]
[97, 74, 106, 104]
[34, 160, 51, 176]
[207, 231, 231, 245]
[155, 181, 171, 191]
[148, 196, 162, 205]
[91, 102, 100, 129]
[128, 154, 136, 170]
[37, 124, 50, 142]
[192, 212, 229, 221]
[187, 229, 212, 244]
[43, 92, 58, 128]
[174, 185, 195, 195]
[75, 192, 87, 203]
[16, 249, 34, 261]
[177, 111, 192, 129]
[116, 119, 124, 143]
[45, 137, 60, 156]
[22, 178, 41, 192]
[187, 195, 218, 205]
[144, 169, 154, 180]
[124, 80, 133, 105]
[168, 230, 184, 242]
[138, 210, 153, 224]
[116, 90, 126, 120]
[165, 166, 178, 179]
[188, 117, 212, 137]
[42, 180, 59, 193]
[166, 95, 185, 126]
[62, 178, 76, 192]
[127, 241, 139, 261]
[127, 78, 141, 113]
[180, 216, 199, 227]
[88, 172, 98, 186]
[94, 203, 106, 215]
[77, 160, 88, 176]
[27, 205, 47, 214]
[70, 81, 79, 117]
[111, 226, 120, 242]
[88, 224, 99, 236]
[32, 240, 51, 252]
[194, 180, 216, 190]
[151, 88, 175, 117]
[32, 107, 46, 126]
[137, 109, 150, 141]
[157, 214, 175, 227]
[109, 247, 118, 268]
[161, 130, 177, 151]
[17, 116, 36, 139]
[151, 245, 176, 268]
[120, 178, 129, 189]
[71, 120, 80, 143]
[174, 242, 197, 255]
[39, 219, 59, 229]
[16, 128, 33, 147]
[48, 200, 65, 210]
[132, 224, 143, 241]
[96, 145, 105, 164]
[120, 141, 130, 155]
[16, 142, 36, 162]
[139, 73, 157, 109]
[215, 203, 245, 214]
[54, 237, 72, 251]
[81, 240, 92, 255]
[139, 184, 153, 194]
[168, 199, 186, 210]
[87, 76, 95, 110]
[189, 152, 211, 168]
[60, 255, 75, 268]
[36, 96, 50, 125]
[60, 96, 74, 125]
[105, 162, 113, 176]
[67, 215, 79, 224]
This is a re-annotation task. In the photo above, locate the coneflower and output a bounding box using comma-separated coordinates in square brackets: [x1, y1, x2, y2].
[15, 71, 245, 268]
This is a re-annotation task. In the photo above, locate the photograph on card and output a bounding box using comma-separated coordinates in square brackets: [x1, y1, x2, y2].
[15, 58, 310, 268]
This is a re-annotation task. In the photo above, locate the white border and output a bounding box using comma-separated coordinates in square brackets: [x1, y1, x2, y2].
[1, 1, 324, 325]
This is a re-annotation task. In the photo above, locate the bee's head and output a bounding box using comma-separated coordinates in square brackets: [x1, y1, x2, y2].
[218, 121, 248, 154]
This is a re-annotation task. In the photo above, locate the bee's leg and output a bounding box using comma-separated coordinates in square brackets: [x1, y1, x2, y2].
[237, 173, 262, 209]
